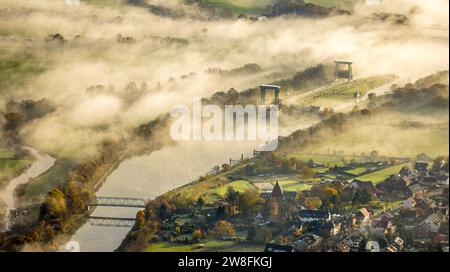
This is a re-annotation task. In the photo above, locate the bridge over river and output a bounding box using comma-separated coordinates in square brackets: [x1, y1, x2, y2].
[87, 196, 146, 227]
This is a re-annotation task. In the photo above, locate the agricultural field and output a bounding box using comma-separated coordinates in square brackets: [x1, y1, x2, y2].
[0, 52, 48, 94]
[205, 0, 358, 16]
[357, 163, 414, 184]
[344, 167, 368, 176]
[289, 153, 346, 167]
[145, 240, 264, 252]
[196, 0, 271, 16]
[306, 0, 359, 9]
[251, 179, 313, 193]
[281, 182, 313, 192]
[214, 180, 256, 197]
[296, 75, 397, 108]
[300, 109, 449, 158]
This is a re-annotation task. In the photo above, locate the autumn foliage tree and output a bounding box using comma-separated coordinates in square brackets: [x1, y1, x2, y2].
[238, 190, 263, 216]
[299, 166, 315, 179]
[193, 229, 202, 243]
[214, 220, 235, 238]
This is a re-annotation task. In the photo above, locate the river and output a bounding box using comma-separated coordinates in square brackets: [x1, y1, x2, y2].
[67, 140, 263, 252]
[0, 147, 56, 230]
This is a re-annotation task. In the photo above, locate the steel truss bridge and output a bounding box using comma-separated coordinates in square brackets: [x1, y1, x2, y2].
[87, 196, 146, 228]
[87, 216, 137, 227]
[88, 197, 146, 208]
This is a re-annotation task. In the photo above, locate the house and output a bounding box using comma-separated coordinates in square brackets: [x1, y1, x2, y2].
[400, 176, 412, 186]
[414, 162, 429, 173]
[317, 221, 341, 238]
[264, 243, 294, 252]
[437, 176, 449, 185]
[365, 240, 380, 252]
[335, 238, 351, 252]
[438, 162, 449, 177]
[284, 191, 298, 200]
[416, 153, 432, 163]
[254, 213, 265, 225]
[403, 197, 416, 209]
[294, 234, 322, 252]
[309, 105, 323, 113]
[376, 175, 411, 198]
[409, 184, 426, 198]
[336, 214, 356, 229]
[351, 179, 377, 196]
[355, 208, 370, 223]
[307, 159, 325, 168]
[386, 244, 398, 252]
[415, 197, 436, 213]
[298, 210, 331, 222]
[415, 213, 443, 237]
[444, 186, 449, 201]
[385, 237, 404, 252]
[260, 192, 272, 200]
[400, 208, 418, 221]
[392, 237, 405, 250]
[349, 236, 364, 252]
[377, 218, 397, 236]
[420, 176, 438, 186]
[399, 166, 412, 177]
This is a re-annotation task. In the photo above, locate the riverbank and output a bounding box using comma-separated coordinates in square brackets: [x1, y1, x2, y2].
[0, 157, 33, 230]
[0, 159, 33, 190]
[0, 148, 55, 232]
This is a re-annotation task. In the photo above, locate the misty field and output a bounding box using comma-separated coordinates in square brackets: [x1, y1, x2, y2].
[301, 109, 449, 158]
[306, 0, 358, 9]
[205, 0, 273, 15]
[0, 0, 448, 253]
[16, 158, 76, 206]
[296, 75, 397, 108]
[0, 159, 32, 189]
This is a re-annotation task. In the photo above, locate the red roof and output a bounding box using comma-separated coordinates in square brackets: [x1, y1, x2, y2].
[358, 208, 370, 218]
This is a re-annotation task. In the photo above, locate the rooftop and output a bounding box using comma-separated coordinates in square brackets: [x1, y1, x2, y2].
[299, 210, 331, 219]
[271, 181, 283, 198]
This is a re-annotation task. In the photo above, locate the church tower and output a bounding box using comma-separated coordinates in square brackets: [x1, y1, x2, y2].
[268, 181, 284, 223]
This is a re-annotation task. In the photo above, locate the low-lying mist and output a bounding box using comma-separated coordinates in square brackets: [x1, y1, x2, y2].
[0, 0, 448, 157]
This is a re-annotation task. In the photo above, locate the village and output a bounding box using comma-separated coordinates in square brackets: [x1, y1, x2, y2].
[139, 151, 449, 253]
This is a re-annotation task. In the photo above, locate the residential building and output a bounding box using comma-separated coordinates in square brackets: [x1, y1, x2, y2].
[298, 210, 331, 222]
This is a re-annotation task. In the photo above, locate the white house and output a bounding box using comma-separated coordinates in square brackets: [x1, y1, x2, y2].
[298, 210, 331, 222]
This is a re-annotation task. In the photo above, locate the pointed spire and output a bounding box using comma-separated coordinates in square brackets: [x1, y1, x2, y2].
[271, 180, 283, 198]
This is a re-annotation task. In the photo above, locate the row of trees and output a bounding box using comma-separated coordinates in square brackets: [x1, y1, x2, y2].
[3, 99, 56, 131]
[2, 139, 127, 251]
